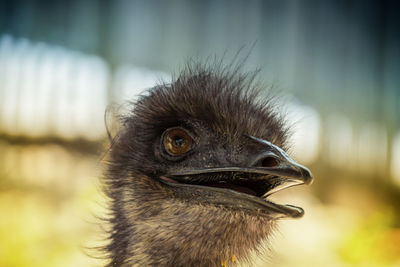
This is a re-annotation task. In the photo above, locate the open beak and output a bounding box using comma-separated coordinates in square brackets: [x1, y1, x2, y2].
[160, 135, 313, 219]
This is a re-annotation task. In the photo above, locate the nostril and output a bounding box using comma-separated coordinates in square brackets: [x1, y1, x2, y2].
[258, 156, 279, 168]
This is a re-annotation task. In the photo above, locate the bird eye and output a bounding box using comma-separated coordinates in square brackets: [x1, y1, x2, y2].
[163, 128, 193, 156]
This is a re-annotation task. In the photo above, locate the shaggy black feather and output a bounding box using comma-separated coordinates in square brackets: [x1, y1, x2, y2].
[103, 61, 295, 266]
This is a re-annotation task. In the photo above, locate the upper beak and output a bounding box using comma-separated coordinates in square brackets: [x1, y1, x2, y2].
[164, 135, 313, 189]
[247, 135, 313, 186]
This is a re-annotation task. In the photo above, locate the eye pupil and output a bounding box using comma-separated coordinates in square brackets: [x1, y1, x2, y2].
[173, 136, 185, 147]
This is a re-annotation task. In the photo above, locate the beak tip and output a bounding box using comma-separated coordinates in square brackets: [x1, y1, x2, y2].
[288, 205, 305, 218]
[301, 167, 314, 185]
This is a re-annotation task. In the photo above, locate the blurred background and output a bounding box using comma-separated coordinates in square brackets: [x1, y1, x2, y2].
[0, 0, 399, 266]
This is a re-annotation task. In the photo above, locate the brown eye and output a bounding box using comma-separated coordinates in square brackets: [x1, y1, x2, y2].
[163, 128, 193, 156]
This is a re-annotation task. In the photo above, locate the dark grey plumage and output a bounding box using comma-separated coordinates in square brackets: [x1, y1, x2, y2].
[104, 62, 312, 266]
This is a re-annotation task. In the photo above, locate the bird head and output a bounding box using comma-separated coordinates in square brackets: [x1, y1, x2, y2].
[106, 63, 313, 265]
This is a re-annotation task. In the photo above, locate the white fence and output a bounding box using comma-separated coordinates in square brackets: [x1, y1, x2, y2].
[0, 35, 169, 140]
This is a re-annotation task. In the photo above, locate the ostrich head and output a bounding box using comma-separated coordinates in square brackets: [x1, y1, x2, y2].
[105, 63, 313, 266]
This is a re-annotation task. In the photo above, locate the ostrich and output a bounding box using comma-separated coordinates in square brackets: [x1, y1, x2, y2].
[104, 62, 313, 266]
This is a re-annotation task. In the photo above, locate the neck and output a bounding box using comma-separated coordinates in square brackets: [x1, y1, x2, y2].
[106, 173, 275, 267]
